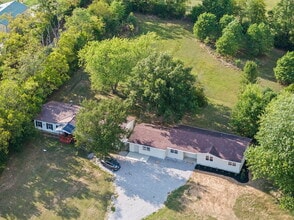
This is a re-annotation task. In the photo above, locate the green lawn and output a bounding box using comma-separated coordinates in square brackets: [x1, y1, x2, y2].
[0, 135, 114, 219]
[138, 15, 283, 132]
[49, 70, 94, 106]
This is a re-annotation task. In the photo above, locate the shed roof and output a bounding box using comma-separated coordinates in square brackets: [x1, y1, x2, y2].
[35, 101, 81, 125]
[128, 123, 251, 163]
[0, 1, 28, 26]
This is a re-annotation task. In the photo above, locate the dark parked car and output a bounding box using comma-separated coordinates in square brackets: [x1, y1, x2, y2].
[100, 157, 121, 171]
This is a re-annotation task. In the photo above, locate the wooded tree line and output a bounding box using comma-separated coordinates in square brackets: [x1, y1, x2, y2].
[0, 0, 137, 167]
[191, 0, 293, 52]
[230, 60, 293, 212]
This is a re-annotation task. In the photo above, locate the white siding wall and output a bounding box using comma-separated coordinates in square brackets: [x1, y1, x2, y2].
[197, 153, 242, 173]
[34, 120, 60, 134]
[129, 143, 166, 159]
[184, 152, 197, 159]
[129, 143, 139, 153]
[166, 148, 184, 160]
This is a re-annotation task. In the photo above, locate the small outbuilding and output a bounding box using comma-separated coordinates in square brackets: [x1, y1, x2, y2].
[127, 123, 251, 174]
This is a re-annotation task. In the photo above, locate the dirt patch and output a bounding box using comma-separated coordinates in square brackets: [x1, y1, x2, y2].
[180, 171, 293, 220]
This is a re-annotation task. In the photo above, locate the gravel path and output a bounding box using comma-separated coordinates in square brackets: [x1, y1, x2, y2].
[107, 156, 194, 220]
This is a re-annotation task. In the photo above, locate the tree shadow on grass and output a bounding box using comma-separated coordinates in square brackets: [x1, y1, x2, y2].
[0, 136, 112, 219]
[137, 14, 193, 40]
[182, 102, 233, 134]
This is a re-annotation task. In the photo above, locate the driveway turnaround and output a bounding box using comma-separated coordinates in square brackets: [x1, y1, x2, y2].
[108, 155, 195, 220]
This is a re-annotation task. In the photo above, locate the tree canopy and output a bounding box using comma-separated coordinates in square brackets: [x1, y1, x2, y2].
[126, 52, 206, 122]
[230, 84, 273, 138]
[245, 92, 294, 209]
[193, 12, 219, 43]
[242, 61, 259, 85]
[216, 19, 243, 56]
[269, 0, 294, 50]
[246, 22, 273, 56]
[274, 51, 294, 85]
[79, 33, 155, 93]
[74, 99, 128, 156]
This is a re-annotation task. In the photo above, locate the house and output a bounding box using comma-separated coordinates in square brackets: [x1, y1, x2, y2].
[0, 1, 28, 32]
[127, 123, 251, 174]
[34, 101, 81, 135]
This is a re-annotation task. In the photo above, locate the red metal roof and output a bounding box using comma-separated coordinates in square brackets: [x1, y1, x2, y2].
[128, 123, 251, 162]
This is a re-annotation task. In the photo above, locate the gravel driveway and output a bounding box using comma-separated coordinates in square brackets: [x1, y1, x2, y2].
[107, 155, 195, 220]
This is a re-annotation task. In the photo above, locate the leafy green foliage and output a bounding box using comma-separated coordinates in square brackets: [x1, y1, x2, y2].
[274, 51, 294, 85]
[127, 52, 206, 122]
[123, 0, 187, 19]
[36, 51, 70, 97]
[74, 99, 128, 156]
[216, 19, 243, 56]
[79, 33, 155, 93]
[244, 0, 266, 24]
[246, 92, 294, 200]
[219, 14, 235, 31]
[230, 84, 274, 138]
[246, 23, 274, 56]
[193, 12, 219, 43]
[65, 7, 105, 42]
[269, 0, 294, 50]
[242, 61, 259, 85]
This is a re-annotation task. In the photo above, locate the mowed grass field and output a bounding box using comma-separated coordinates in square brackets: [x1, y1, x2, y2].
[0, 135, 114, 220]
[138, 14, 283, 132]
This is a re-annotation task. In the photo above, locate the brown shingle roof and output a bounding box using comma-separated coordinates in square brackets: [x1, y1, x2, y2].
[128, 123, 251, 162]
[35, 101, 81, 125]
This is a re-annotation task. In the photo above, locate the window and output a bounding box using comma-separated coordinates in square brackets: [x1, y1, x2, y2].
[209, 156, 213, 161]
[46, 123, 53, 130]
[35, 121, 42, 128]
[170, 149, 178, 154]
[228, 161, 236, 166]
[143, 146, 150, 151]
[206, 155, 209, 160]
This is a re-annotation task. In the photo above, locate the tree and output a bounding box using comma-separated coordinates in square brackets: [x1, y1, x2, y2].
[244, 0, 266, 24]
[193, 12, 219, 43]
[245, 92, 294, 205]
[202, 0, 234, 20]
[65, 8, 105, 42]
[246, 23, 274, 56]
[219, 14, 235, 31]
[274, 51, 294, 85]
[216, 19, 243, 56]
[269, 0, 294, 50]
[74, 99, 128, 157]
[242, 61, 259, 85]
[35, 51, 69, 97]
[79, 33, 155, 93]
[126, 52, 206, 122]
[230, 84, 274, 138]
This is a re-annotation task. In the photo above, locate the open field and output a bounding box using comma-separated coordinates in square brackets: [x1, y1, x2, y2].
[146, 171, 294, 220]
[0, 135, 114, 219]
[138, 14, 283, 132]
